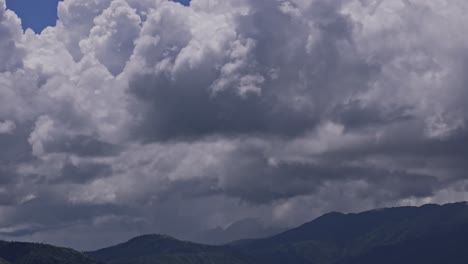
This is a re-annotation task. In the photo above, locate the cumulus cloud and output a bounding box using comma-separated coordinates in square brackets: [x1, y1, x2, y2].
[0, 0, 23, 72]
[0, 0, 467, 250]
[80, 0, 142, 75]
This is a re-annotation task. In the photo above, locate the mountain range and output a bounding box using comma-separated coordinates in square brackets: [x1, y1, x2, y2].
[1, 202, 468, 264]
[0, 241, 99, 264]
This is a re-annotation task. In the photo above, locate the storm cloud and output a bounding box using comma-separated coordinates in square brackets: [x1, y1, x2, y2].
[0, 0, 467, 250]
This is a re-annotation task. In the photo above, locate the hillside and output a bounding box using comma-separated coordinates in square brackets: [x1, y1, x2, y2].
[0, 241, 99, 264]
[2, 202, 468, 264]
[86, 234, 253, 264]
[236, 202, 468, 264]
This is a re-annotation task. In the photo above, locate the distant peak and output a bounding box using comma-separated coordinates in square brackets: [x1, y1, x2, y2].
[323, 211, 346, 216]
[445, 201, 468, 206]
[316, 211, 346, 219]
[128, 234, 177, 242]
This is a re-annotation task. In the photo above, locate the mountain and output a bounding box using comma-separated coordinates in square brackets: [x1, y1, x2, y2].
[2, 202, 468, 264]
[86, 234, 253, 264]
[0, 241, 99, 264]
[236, 202, 468, 264]
[188, 218, 286, 245]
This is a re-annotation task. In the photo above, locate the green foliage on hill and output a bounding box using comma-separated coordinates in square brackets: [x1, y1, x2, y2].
[236, 202, 468, 264]
[0, 257, 11, 264]
[0, 241, 99, 264]
[86, 234, 253, 264]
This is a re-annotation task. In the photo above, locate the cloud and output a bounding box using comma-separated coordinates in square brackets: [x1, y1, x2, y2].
[0, 0, 24, 72]
[80, 0, 141, 76]
[0, 120, 15, 134]
[125, 0, 378, 141]
[0, 0, 467, 250]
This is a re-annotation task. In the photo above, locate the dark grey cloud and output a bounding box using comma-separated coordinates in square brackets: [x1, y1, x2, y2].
[211, 142, 441, 204]
[130, 73, 321, 141]
[129, 0, 378, 142]
[332, 99, 414, 131]
[44, 135, 120, 157]
[57, 161, 113, 184]
[0, 123, 33, 163]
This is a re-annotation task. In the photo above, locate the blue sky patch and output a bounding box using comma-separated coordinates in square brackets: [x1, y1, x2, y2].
[6, 0, 190, 33]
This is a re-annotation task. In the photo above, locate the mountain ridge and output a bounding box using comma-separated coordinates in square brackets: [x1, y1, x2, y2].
[1, 202, 468, 264]
[86, 234, 254, 264]
[0, 241, 99, 264]
[234, 201, 468, 264]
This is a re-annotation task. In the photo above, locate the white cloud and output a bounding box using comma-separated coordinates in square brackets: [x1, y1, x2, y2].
[0, 0, 24, 72]
[0, 120, 15, 134]
[80, 0, 141, 76]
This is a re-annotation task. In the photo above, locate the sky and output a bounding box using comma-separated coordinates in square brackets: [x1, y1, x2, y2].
[0, 0, 468, 251]
[5, 0, 190, 32]
[5, 0, 60, 32]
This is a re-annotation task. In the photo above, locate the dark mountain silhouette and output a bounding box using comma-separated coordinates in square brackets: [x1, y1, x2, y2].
[236, 202, 468, 264]
[0, 241, 99, 264]
[2, 202, 468, 264]
[85, 234, 253, 264]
